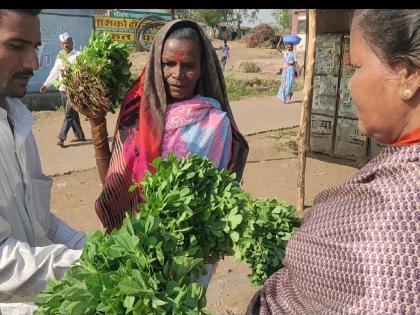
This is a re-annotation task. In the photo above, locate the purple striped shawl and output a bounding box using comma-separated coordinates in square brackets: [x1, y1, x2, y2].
[247, 144, 420, 315]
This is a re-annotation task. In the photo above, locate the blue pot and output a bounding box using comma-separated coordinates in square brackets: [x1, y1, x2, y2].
[282, 35, 302, 45]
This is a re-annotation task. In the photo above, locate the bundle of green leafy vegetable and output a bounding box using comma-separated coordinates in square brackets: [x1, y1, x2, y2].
[58, 32, 132, 118]
[140, 154, 247, 264]
[34, 153, 300, 314]
[35, 153, 246, 314]
[233, 198, 301, 285]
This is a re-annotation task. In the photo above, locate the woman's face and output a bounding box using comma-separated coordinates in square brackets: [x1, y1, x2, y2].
[162, 37, 202, 102]
[348, 25, 415, 144]
[287, 44, 293, 51]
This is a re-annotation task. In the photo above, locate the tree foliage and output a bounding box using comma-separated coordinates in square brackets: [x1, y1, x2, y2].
[271, 9, 292, 32]
[228, 9, 259, 23]
[227, 9, 259, 31]
[174, 9, 199, 21]
[171, 9, 260, 39]
[196, 9, 229, 28]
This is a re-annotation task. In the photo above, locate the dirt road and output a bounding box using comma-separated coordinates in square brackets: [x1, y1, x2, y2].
[129, 39, 283, 77]
[33, 93, 303, 176]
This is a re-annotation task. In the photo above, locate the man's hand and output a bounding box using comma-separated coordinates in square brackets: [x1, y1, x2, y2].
[40, 85, 48, 93]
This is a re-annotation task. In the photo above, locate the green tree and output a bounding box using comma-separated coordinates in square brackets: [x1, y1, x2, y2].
[197, 9, 230, 38]
[226, 9, 259, 39]
[271, 9, 292, 32]
[174, 9, 198, 21]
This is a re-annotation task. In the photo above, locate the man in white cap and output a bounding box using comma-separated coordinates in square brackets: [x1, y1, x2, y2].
[0, 10, 86, 314]
[40, 31, 86, 147]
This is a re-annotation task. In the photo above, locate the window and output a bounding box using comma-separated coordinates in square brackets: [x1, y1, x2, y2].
[298, 19, 306, 34]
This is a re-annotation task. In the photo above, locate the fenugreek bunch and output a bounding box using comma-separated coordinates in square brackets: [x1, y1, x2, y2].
[58, 32, 132, 183]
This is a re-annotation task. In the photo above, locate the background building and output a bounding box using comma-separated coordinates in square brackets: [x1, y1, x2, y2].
[291, 9, 307, 67]
[24, 9, 94, 109]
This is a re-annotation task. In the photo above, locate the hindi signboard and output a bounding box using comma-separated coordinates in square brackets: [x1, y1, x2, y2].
[94, 13, 169, 48]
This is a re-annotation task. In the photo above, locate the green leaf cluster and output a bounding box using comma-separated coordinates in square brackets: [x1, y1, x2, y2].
[35, 153, 245, 314]
[59, 32, 132, 113]
[34, 153, 300, 314]
[141, 153, 247, 264]
[233, 198, 301, 286]
[35, 224, 207, 314]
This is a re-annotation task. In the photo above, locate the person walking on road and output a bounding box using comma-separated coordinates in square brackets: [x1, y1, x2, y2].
[220, 40, 230, 71]
[40, 32, 86, 147]
[277, 43, 300, 104]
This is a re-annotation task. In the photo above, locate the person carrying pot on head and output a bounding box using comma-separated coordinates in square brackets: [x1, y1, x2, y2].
[277, 40, 300, 104]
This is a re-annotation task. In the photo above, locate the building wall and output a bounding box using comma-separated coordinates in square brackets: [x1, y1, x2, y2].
[42, 9, 95, 16]
[291, 10, 299, 34]
[309, 10, 385, 161]
[28, 12, 94, 94]
[294, 10, 307, 67]
[24, 10, 94, 110]
[94, 9, 108, 16]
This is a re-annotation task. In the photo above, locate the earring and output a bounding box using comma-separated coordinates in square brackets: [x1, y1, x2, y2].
[401, 89, 413, 100]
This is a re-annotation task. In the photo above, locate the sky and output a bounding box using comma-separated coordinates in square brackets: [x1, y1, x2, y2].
[241, 9, 276, 27]
[120, 9, 278, 28]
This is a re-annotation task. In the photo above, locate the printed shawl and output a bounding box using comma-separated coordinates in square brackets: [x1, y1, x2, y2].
[161, 95, 232, 169]
[95, 19, 248, 231]
[247, 144, 420, 314]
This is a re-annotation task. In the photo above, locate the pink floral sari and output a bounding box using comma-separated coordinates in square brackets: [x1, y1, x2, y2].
[161, 95, 232, 169]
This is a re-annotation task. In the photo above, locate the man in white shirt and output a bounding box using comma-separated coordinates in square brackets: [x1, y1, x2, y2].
[0, 9, 86, 314]
[40, 32, 85, 147]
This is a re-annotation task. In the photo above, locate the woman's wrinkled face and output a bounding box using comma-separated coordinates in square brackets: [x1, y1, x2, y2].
[162, 38, 202, 102]
[348, 25, 414, 144]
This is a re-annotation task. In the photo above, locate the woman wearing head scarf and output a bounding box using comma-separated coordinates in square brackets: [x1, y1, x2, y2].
[247, 9, 419, 314]
[95, 20, 249, 233]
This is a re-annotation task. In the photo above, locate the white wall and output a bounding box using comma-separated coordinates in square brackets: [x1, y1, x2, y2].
[296, 12, 307, 65]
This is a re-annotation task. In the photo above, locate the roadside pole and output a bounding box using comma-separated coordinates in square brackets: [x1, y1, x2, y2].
[297, 9, 316, 217]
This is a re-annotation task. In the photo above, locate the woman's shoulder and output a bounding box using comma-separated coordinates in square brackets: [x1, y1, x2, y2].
[195, 95, 222, 111]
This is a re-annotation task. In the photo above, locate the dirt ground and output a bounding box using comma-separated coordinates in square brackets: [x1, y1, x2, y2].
[129, 38, 284, 81]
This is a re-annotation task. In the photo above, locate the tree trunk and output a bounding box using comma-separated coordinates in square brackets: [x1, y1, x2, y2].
[237, 18, 241, 39]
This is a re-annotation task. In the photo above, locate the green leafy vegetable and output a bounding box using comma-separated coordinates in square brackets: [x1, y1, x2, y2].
[59, 32, 132, 118]
[34, 153, 300, 314]
[233, 198, 301, 286]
